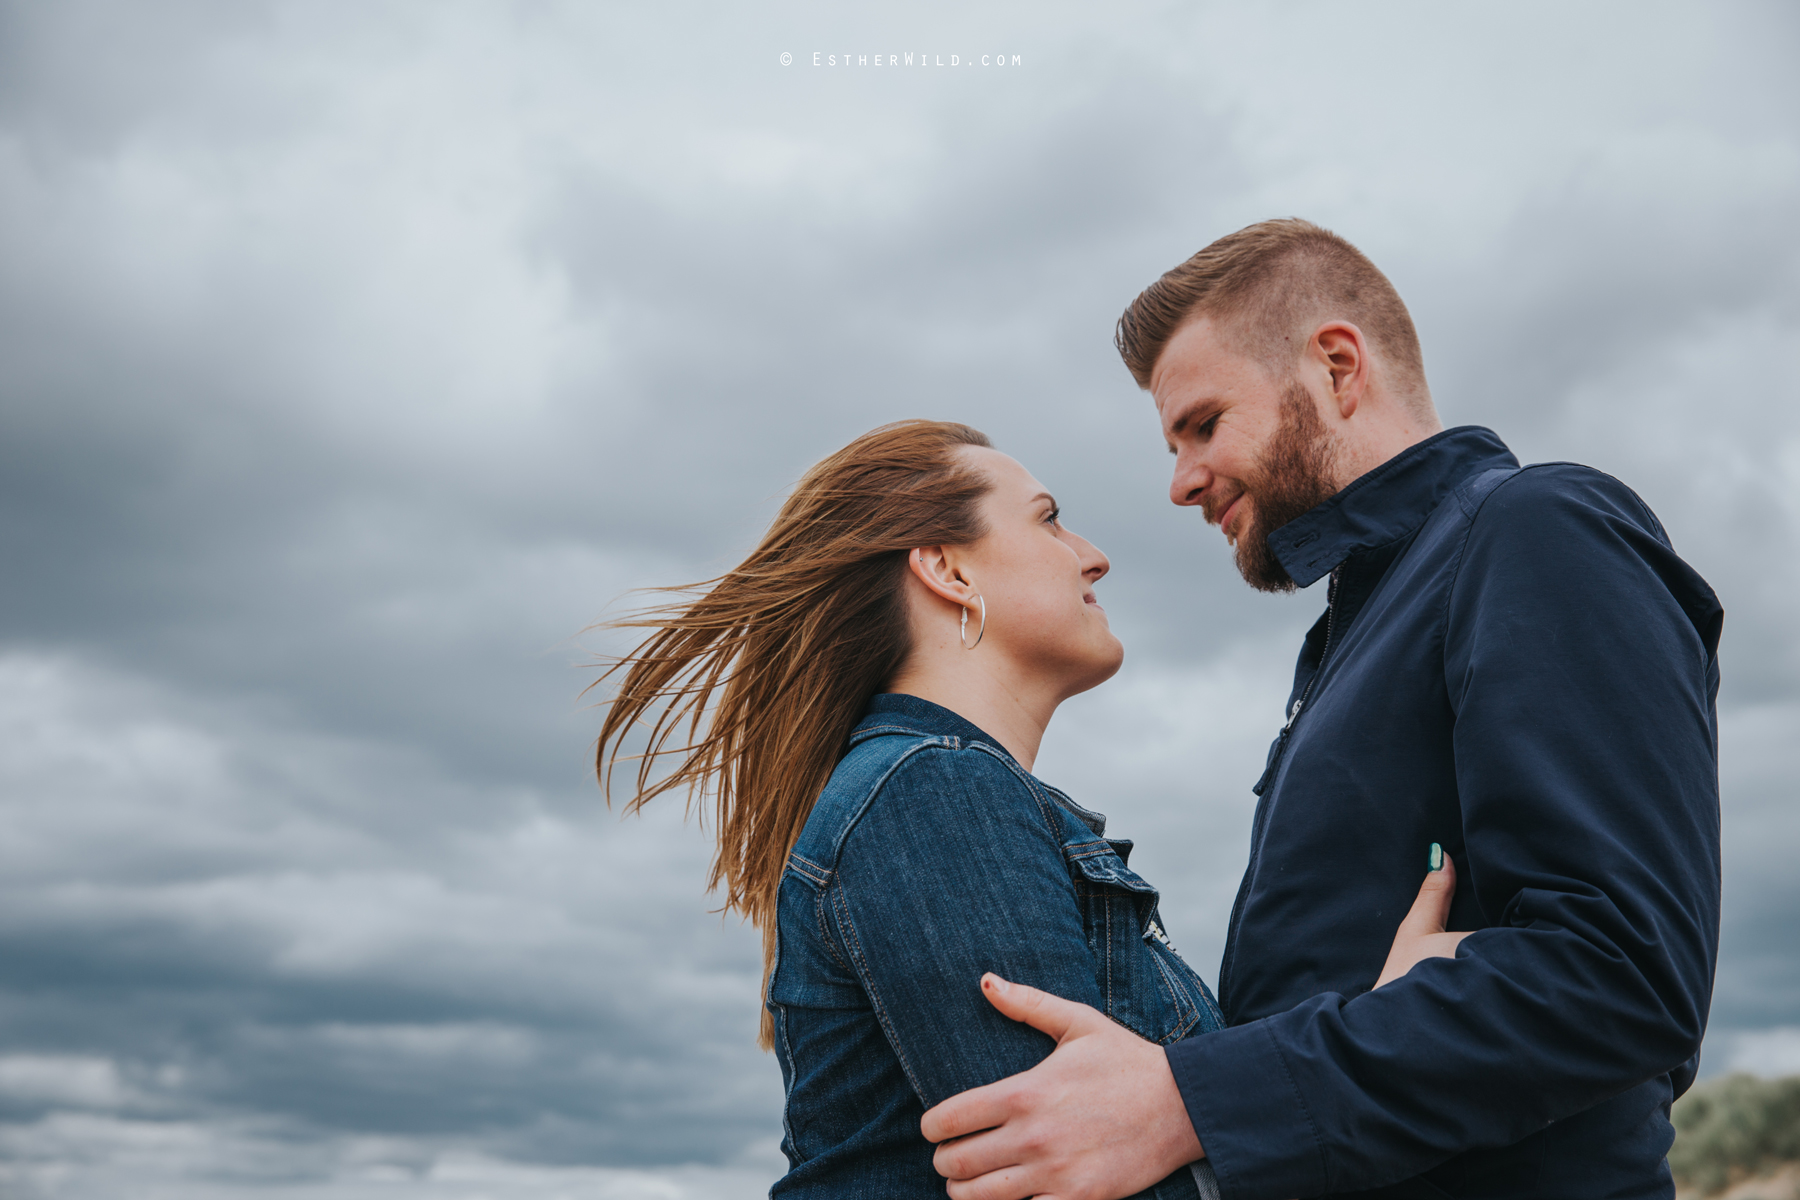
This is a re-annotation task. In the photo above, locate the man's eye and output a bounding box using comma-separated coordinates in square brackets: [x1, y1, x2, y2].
[1199, 416, 1220, 437]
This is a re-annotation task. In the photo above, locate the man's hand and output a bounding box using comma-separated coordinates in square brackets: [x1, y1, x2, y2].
[919, 974, 1202, 1200]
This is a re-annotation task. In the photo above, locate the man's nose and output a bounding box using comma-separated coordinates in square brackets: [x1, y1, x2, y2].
[1170, 454, 1209, 507]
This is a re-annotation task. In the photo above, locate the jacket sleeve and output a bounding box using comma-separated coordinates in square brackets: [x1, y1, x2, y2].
[829, 745, 1109, 1107]
[834, 745, 1207, 1200]
[1168, 465, 1723, 1199]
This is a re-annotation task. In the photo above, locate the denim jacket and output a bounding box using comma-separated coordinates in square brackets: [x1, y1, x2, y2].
[767, 692, 1224, 1199]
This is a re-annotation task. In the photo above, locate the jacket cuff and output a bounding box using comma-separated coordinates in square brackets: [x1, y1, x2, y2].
[1165, 1018, 1328, 1200]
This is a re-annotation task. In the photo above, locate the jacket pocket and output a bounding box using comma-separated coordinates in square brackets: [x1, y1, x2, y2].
[1064, 842, 1216, 1044]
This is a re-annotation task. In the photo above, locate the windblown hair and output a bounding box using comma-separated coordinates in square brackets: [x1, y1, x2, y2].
[593, 419, 994, 1048]
[1115, 218, 1429, 413]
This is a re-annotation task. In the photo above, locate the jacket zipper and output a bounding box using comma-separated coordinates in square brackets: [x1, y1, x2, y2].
[1283, 566, 1341, 732]
[1217, 566, 1341, 1011]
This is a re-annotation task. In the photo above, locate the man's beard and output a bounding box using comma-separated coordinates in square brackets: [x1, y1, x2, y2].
[1229, 382, 1341, 594]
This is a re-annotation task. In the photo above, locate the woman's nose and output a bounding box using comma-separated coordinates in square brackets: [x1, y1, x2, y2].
[1078, 537, 1110, 581]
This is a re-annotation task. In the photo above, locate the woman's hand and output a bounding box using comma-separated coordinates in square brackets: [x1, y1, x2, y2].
[1375, 845, 1472, 989]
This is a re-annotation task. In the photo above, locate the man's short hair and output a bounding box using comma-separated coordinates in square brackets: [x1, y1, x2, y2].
[1115, 218, 1427, 403]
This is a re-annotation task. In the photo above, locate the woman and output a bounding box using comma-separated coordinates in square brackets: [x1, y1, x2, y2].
[596, 420, 1460, 1199]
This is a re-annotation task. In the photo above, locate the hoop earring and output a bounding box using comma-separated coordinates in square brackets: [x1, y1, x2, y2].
[960, 593, 986, 650]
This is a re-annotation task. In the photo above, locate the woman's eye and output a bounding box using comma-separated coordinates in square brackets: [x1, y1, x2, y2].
[1045, 507, 1061, 527]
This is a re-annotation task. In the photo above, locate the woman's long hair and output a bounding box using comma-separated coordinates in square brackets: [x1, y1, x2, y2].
[594, 420, 994, 1047]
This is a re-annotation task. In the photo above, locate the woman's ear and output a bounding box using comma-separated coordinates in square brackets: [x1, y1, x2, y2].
[906, 546, 974, 608]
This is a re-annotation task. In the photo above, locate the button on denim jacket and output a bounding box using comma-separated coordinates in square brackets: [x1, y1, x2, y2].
[768, 693, 1224, 1199]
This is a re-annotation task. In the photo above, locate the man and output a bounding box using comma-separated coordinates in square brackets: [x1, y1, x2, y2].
[920, 219, 1723, 1199]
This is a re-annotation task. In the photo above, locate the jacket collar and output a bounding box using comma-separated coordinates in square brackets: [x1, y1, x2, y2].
[1268, 425, 1518, 588]
[850, 692, 1013, 760]
[848, 692, 1105, 835]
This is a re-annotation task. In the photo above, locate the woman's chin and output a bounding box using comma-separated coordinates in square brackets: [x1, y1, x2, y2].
[1065, 638, 1125, 697]
[1099, 638, 1126, 681]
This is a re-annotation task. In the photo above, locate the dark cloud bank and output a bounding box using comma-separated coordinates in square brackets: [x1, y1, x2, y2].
[1, 2, 1796, 1196]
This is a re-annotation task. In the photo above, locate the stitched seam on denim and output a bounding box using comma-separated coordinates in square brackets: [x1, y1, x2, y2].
[766, 915, 805, 1165]
[852, 722, 929, 739]
[826, 737, 1088, 1097]
[969, 738, 1120, 1028]
[1152, 946, 1190, 1027]
[1069, 859, 1158, 898]
[1039, 781, 1109, 831]
[772, 1001, 804, 1161]
[786, 861, 828, 887]
[1094, 888, 1108, 1021]
[816, 883, 850, 972]
[1064, 839, 1113, 859]
[831, 881, 928, 1100]
[787, 851, 832, 886]
[968, 742, 1060, 831]
[1260, 1017, 1330, 1191]
[822, 737, 1044, 874]
[1067, 853, 1171, 1027]
[1149, 950, 1198, 1043]
[820, 736, 957, 866]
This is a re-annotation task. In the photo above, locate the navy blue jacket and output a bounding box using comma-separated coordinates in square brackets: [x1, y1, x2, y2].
[1167, 427, 1723, 1200]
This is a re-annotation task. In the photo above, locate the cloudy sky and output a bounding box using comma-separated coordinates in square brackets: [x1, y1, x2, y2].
[1, 2, 1796, 1196]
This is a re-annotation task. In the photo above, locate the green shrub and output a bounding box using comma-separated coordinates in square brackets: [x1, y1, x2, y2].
[1670, 1073, 1800, 1196]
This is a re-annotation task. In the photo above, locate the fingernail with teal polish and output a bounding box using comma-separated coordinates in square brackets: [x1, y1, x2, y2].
[1428, 843, 1444, 872]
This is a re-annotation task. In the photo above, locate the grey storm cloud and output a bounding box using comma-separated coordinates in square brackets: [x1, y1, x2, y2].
[1, 1, 1797, 1196]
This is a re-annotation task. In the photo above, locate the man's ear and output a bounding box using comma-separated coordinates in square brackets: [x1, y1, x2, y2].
[906, 546, 976, 609]
[1311, 321, 1370, 419]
